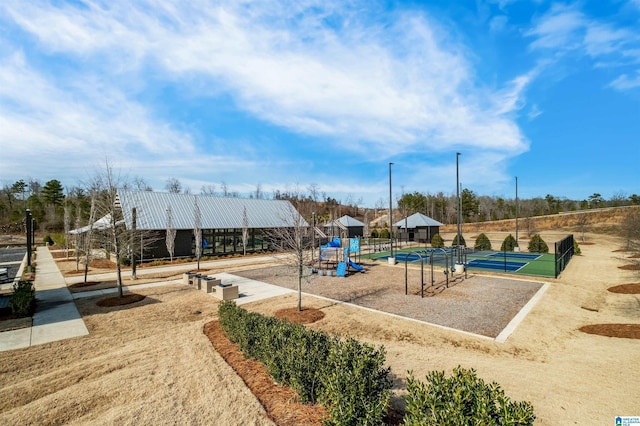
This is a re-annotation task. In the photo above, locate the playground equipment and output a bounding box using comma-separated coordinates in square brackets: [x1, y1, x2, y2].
[403, 247, 468, 297]
[317, 237, 365, 277]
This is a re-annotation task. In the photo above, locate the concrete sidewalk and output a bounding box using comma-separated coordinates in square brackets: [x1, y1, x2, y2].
[0, 247, 89, 351]
[1, 250, 295, 352]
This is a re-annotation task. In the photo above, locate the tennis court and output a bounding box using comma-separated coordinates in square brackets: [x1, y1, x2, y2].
[467, 258, 526, 272]
[369, 247, 556, 277]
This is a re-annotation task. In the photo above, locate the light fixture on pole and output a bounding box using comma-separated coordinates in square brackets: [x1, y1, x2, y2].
[515, 177, 519, 252]
[388, 162, 395, 264]
[456, 153, 464, 269]
[312, 212, 316, 263]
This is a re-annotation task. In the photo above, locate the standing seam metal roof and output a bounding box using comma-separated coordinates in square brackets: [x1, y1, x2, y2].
[118, 191, 308, 230]
[394, 212, 444, 228]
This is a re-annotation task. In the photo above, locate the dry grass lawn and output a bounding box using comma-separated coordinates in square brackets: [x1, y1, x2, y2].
[0, 229, 639, 425]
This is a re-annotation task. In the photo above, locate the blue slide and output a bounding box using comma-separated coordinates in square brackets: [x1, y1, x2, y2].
[348, 260, 364, 272]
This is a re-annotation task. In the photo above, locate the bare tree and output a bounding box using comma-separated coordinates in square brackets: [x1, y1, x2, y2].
[74, 204, 82, 271]
[307, 183, 320, 204]
[64, 203, 71, 259]
[576, 213, 589, 242]
[166, 206, 176, 262]
[166, 178, 182, 193]
[82, 192, 97, 284]
[220, 181, 229, 197]
[242, 206, 249, 256]
[201, 184, 216, 195]
[86, 161, 160, 297]
[194, 197, 202, 270]
[134, 176, 153, 191]
[621, 207, 640, 252]
[254, 183, 263, 199]
[267, 203, 311, 312]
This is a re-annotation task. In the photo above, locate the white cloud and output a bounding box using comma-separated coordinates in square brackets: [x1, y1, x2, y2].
[0, 50, 195, 178]
[525, 2, 640, 91]
[1, 0, 530, 158]
[609, 71, 640, 90]
[525, 4, 585, 51]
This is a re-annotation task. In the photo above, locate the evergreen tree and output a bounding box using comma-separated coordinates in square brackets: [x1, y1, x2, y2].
[431, 233, 444, 248]
[501, 234, 517, 252]
[528, 234, 549, 253]
[452, 233, 466, 247]
[474, 233, 492, 251]
[42, 179, 65, 206]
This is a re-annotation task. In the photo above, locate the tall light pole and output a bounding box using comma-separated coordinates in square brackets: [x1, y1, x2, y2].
[389, 162, 395, 263]
[456, 153, 462, 265]
[515, 177, 519, 251]
[311, 212, 316, 263]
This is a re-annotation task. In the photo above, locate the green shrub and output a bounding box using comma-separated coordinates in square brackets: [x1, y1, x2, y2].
[9, 280, 36, 317]
[320, 337, 392, 426]
[218, 301, 392, 423]
[119, 257, 132, 266]
[474, 233, 492, 251]
[452, 234, 466, 247]
[528, 234, 549, 253]
[50, 233, 66, 246]
[370, 230, 379, 238]
[379, 228, 390, 239]
[431, 234, 444, 248]
[404, 366, 535, 426]
[573, 240, 581, 255]
[501, 234, 517, 252]
[43, 235, 54, 246]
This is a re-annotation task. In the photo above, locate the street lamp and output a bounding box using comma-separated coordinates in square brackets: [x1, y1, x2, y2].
[311, 212, 316, 263]
[456, 153, 463, 267]
[515, 177, 519, 251]
[388, 162, 395, 264]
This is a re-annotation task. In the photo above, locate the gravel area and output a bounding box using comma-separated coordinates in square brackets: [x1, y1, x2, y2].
[234, 261, 545, 338]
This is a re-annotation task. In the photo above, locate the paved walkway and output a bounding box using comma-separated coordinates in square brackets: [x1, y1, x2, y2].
[1, 250, 294, 352]
[0, 247, 89, 351]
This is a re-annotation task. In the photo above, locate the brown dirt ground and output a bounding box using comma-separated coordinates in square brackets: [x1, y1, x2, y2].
[1, 229, 639, 425]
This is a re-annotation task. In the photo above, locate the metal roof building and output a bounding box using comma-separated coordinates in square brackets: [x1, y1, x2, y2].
[117, 191, 307, 230]
[394, 212, 443, 243]
[115, 191, 307, 259]
[323, 215, 365, 238]
[394, 213, 443, 229]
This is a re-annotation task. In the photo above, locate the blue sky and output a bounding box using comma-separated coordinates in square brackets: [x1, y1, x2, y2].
[0, 0, 638, 207]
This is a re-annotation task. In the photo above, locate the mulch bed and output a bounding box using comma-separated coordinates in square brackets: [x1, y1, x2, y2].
[96, 293, 146, 307]
[203, 320, 326, 426]
[618, 264, 640, 271]
[608, 284, 640, 294]
[275, 307, 326, 324]
[579, 324, 640, 339]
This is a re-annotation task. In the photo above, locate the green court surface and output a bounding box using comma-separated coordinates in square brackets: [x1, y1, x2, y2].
[363, 247, 556, 278]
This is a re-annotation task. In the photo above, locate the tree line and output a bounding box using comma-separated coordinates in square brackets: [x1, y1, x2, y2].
[1, 174, 639, 233]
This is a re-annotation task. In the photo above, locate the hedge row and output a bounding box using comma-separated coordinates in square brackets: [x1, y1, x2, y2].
[218, 301, 392, 425]
[404, 367, 535, 425]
